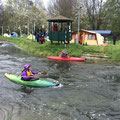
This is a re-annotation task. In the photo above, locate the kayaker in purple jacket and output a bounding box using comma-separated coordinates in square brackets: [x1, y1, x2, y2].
[21, 64, 41, 81]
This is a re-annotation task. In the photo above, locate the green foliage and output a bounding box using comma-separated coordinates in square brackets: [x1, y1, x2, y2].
[102, 0, 120, 35]
[103, 42, 120, 61]
[2, 0, 47, 34]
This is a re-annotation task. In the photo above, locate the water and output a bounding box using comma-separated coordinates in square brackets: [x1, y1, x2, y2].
[0, 41, 120, 120]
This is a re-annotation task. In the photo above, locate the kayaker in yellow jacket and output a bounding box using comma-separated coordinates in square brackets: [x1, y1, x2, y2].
[21, 64, 41, 81]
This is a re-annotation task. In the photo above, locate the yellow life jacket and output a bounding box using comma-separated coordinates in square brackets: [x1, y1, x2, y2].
[21, 69, 33, 77]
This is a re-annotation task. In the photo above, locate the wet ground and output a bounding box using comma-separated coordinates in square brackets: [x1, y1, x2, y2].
[0, 41, 120, 120]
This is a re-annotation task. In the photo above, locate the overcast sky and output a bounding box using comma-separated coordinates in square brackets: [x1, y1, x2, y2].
[42, 0, 49, 8]
[0, 0, 49, 6]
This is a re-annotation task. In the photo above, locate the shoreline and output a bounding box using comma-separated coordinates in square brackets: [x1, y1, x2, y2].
[0, 36, 120, 62]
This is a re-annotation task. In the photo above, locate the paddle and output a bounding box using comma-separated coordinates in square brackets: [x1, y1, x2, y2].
[64, 48, 71, 57]
[21, 71, 47, 78]
[38, 71, 47, 75]
[64, 44, 71, 57]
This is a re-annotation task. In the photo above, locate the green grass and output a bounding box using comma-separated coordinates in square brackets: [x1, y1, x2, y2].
[0, 36, 120, 61]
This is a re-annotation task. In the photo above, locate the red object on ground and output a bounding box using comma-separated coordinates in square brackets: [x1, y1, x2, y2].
[102, 43, 108, 46]
[47, 56, 85, 61]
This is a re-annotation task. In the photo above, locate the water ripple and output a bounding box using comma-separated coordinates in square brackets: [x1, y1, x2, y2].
[0, 105, 13, 120]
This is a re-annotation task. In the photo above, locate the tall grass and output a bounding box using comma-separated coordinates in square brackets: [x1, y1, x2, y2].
[0, 36, 120, 61]
[103, 41, 120, 61]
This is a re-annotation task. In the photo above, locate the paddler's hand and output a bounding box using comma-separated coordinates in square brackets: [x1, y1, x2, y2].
[38, 72, 41, 75]
[30, 74, 34, 77]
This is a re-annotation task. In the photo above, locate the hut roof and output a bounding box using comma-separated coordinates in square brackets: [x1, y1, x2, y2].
[72, 29, 112, 35]
[72, 29, 98, 34]
[89, 30, 112, 35]
[47, 15, 73, 22]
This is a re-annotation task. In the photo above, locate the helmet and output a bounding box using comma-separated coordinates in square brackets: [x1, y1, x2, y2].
[62, 50, 65, 53]
[24, 64, 31, 69]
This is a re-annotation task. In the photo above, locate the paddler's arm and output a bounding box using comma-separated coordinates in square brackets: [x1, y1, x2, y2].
[31, 71, 41, 75]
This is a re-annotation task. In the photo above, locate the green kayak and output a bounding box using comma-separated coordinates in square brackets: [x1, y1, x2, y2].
[5, 73, 58, 87]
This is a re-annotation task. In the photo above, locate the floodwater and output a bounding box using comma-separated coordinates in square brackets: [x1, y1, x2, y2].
[0, 41, 120, 120]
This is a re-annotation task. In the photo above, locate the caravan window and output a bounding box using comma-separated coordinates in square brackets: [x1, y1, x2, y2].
[81, 34, 83, 40]
[85, 34, 88, 40]
[92, 34, 97, 40]
[88, 34, 92, 40]
[88, 34, 96, 40]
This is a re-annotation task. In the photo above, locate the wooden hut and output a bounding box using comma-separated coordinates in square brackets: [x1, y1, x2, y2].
[47, 15, 73, 44]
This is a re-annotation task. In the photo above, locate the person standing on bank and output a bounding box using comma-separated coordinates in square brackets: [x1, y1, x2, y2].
[113, 35, 117, 45]
[41, 34, 45, 44]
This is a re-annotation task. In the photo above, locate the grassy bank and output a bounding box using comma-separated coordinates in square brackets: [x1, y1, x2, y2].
[0, 36, 120, 61]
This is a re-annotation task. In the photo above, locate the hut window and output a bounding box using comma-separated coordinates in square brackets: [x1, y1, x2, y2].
[88, 34, 92, 40]
[85, 34, 88, 40]
[92, 34, 96, 40]
[81, 34, 83, 40]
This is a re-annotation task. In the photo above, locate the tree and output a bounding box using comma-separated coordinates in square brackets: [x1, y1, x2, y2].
[0, 1, 4, 26]
[4, 0, 47, 35]
[47, 0, 77, 18]
[102, 0, 120, 35]
[47, 0, 79, 31]
[84, 0, 107, 30]
[34, 0, 44, 9]
[47, 0, 106, 31]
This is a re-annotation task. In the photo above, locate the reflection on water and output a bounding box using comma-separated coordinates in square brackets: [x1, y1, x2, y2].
[1, 42, 120, 120]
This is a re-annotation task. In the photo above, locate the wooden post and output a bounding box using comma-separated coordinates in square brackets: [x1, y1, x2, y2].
[76, 1, 81, 44]
[19, 25, 22, 37]
[27, 23, 29, 35]
[8, 26, 11, 34]
[2, 26, 3, 36]
[61, 23, 62, 31]
[34, 22, 35, 33]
